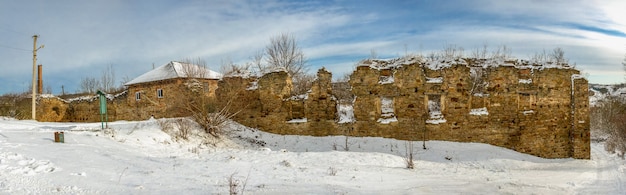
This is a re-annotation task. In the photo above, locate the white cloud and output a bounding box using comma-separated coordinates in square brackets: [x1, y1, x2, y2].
[1, 0, 625, 94]
[305, 41, 395, 59]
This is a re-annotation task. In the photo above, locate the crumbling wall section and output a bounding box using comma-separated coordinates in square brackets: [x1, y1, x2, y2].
[29, 57, 590, 159]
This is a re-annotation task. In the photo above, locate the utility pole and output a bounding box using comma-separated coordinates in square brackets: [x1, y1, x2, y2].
[31, 35, 44, 120]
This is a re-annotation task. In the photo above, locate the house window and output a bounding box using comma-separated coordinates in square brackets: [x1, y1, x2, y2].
[157, 89, 163, 98]
[135, 92, 141, 101]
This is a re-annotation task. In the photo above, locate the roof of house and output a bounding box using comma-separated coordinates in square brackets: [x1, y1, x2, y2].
[125, 61, 222, 86]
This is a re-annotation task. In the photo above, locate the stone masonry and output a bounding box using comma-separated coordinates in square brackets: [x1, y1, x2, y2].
[219, 57, 590, 159]
[21, 56, 590, 159]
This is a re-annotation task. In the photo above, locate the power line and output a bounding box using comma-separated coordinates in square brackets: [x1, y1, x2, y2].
[0, 43, 30, 52]
[0, 27, 30, 36]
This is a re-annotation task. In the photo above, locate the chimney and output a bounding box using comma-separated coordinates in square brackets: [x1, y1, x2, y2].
[37, 64, 42, 94]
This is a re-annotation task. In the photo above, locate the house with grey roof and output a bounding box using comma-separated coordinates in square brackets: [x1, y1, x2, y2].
[124, 61, 222, 118]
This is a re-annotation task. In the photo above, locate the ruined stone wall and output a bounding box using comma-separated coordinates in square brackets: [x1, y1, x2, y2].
[61, 93, 126, 122]
[344, 59, 590, 159]
[26, 57, 590, 159]
[218, 58, 589, 159]
[31, 77, 219, 123]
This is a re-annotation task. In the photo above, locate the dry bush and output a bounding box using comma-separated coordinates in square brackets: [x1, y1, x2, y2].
[190, 104, 238, 138]
[427, 44, 465, 61]
[327, 167, 338, 176]
[332, 79, 354, 105]
[175, 118, 194, 140]
[156, 118, 173, 132]
[178, 84, 239, 138]
[228, 172, 249, 195]
[292, 73, 315, 96]
[0, 92, 28, 118]
[592, 96, 626, 158]
[173, 58, 242, 138]
[404, 141, 415, 169]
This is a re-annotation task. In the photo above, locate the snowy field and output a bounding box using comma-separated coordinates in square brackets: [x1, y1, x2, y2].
[0, 117, 624, 194]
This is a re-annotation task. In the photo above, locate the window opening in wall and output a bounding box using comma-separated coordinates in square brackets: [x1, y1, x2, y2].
[426, 94, 446, 124]
[203, 82, 209, 93]
[157, 89, 163, 98]
[377, 96, 397, 124]
[135, 92, 141, 101]
[469, 67, 488, 96]
[469, 94, 489, 116]
[518, 93, 536, 114]
[378, 69, 394, 84]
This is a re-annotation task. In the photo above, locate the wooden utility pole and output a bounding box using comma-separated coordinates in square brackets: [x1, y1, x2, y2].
[31, 35, 44, 120]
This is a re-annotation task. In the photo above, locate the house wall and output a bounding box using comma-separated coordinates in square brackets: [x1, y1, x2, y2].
[30, 78, 219, 122]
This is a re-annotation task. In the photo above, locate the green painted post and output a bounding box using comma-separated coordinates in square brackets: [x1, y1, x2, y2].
[97, 91, 108, 129]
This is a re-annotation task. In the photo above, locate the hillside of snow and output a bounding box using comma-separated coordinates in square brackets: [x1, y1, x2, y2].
[0, 117, 624, 194]
[589, 84, 626, 106]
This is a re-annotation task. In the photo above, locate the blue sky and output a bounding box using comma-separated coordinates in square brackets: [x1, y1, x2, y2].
[1, 0, 625, 94]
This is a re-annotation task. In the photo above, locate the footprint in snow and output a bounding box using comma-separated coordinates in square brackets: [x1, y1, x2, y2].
[70, 172, 87, 176]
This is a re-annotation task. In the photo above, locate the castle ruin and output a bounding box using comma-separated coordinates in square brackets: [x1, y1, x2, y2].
[10, 57, 590, 159]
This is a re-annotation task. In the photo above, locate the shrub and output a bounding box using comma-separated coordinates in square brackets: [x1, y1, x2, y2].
[592, 96, 626, 158]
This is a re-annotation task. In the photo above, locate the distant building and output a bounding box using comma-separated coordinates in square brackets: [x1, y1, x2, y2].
[124, 61, 222, 119]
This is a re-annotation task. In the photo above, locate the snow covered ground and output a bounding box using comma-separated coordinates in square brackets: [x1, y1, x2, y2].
[0, 117, 624, 194]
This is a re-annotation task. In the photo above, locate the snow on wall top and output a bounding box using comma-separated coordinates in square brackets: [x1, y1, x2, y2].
[39, 91, 127, 103]
[356, 56, 576, 71]
[125, 61, 223, 86]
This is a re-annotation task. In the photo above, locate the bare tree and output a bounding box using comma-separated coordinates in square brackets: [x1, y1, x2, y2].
[369, 49, 378, 59]
[0, 92, 28, 118]
[550, 47, 568, 65]
[426, 45, 465, 61]
[471, 44, 489, 59]
[45, 85, 52, 94]
[179, 58, 208, 79]
[173, 57, 243, 138]
[265, 32, 307, 77]
[442, 44, 464, 59]
[221, 59, 251, 77]
[100, 64, 116, 93]
[530, 49, 548, 64]
[490, 45, 511, 61]
[292, 73, 315, 96]
[596, 96, 626, 158]
[468, 44, 507, 96]
[119, 75, 132, 90]
[79, 76, 100, 94]
[252, 50, 266, 75]
[404, 141, 415, 169]
[469, 67, 488, 95]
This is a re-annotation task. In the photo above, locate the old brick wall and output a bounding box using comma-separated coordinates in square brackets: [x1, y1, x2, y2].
[123, 78, 219, 120]
[32, 77, 220, 123]
[28, 57, 590, 159]
[342, 59, 590, 159]
[219, 58, 589, 159]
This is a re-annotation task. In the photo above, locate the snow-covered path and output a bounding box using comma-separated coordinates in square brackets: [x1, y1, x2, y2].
[0, 118, 624, 194]
[577, 143, 625, 194]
